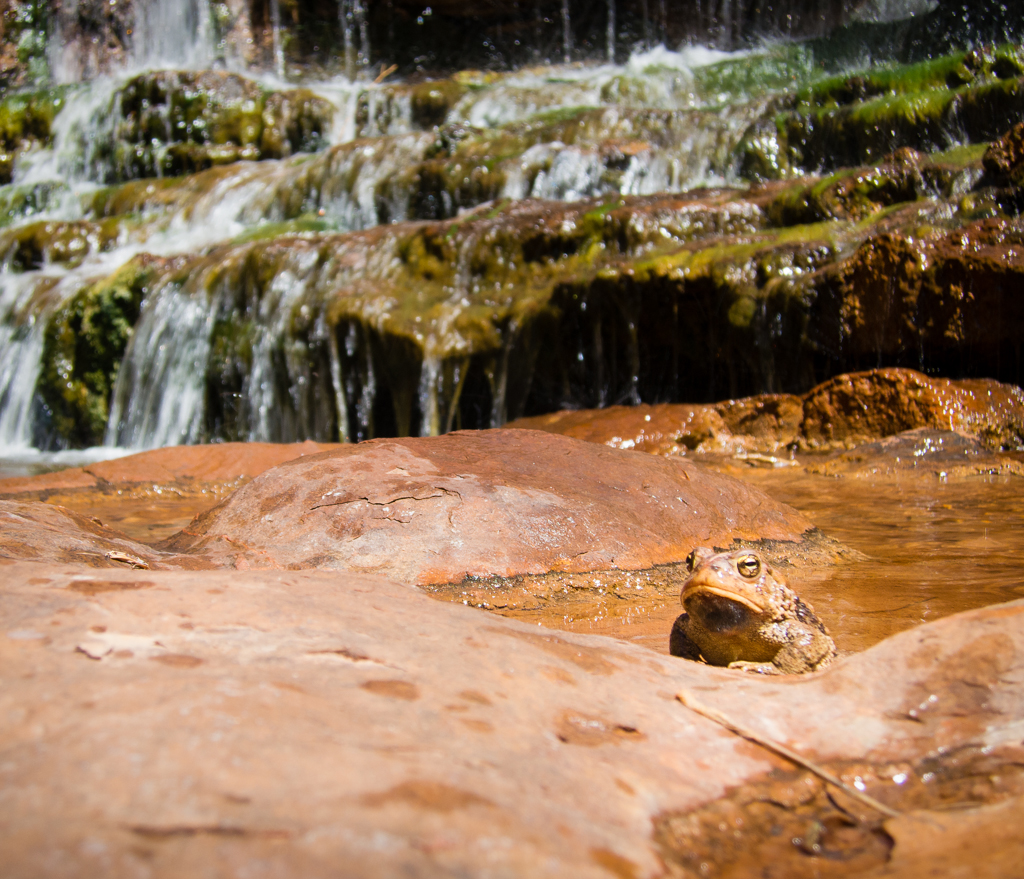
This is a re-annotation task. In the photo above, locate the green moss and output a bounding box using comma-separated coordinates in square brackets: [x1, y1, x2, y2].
[95, 72, 334, 184]
[727, 295, 757, 328]
[0, 86, 69, 181]
[929, 142, 989, 165]
[232, 217, 338, 243]
[0, 218, 127, 271]
[759, 45, 1024, 176]
[0, 181, 67, 228]
[526, 106, 593, 127]
[411, 80, 468, 128]
[796, 52, 976, 110]
[694, 44, 819, 104]
[39, 260, 153, 447]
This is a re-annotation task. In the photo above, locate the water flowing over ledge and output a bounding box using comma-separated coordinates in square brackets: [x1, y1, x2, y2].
[0, 0, 1023, 459]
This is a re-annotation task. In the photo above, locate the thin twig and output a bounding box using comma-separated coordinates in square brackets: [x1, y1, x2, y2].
[374, 64, 398, 84]
[677, 689, 901, 820]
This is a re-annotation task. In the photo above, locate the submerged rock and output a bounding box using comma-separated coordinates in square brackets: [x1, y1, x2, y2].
[0, 440, 340, 545]
[163, 429, 817, 583]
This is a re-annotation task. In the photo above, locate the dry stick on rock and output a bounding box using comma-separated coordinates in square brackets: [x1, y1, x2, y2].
[677, 689, 901, 820]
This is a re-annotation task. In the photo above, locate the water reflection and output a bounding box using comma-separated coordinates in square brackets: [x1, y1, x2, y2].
[436, 465, 1024, 658]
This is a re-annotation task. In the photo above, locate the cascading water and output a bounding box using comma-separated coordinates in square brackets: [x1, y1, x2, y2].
[130, 0, 216, 71]
[0, 0, 1020, 462]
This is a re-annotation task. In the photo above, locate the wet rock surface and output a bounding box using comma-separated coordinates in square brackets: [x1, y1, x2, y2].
[806, 428, 1024, 478]
[1, 561, 1021, 878]
[0, 498, 180, 569]
[162, 429, 817, 584]
[0, 440, 338, 542]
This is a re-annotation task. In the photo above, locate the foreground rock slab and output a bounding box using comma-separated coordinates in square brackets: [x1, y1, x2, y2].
[1, 562, 1022, 878]
[164, 429, 816, 584]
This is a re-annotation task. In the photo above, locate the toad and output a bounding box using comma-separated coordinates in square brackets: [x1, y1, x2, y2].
[670, 547, 836, 674]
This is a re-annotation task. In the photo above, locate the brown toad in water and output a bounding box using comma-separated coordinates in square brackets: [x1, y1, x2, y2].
[670, 547, 836, 674]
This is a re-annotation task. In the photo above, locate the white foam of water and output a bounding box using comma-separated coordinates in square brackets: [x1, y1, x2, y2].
[13, 79, 120, 190]
[451, 45, 756, 129]
[627, 44, 749, 74]
[0, 444, 134, 474]
[0, 319, 44, 449]
[106, 281, 216, 450]
[130, 0, 217, 72]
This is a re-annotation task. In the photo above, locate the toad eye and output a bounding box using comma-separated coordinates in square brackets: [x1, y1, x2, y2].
[685, 550, 698, 572]
[736, 555, 761, 578]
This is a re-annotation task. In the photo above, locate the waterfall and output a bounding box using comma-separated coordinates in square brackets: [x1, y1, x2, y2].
[130, 0, 216, 71]
[340, 0, 355, 78]
[562, 0, 573, 63]
[356, 0, 370, 69]
[0, 309, 45, 449]
[340, 0, 370, 79]
[106, 281, 216, 450]
[270, 0, 286, 79]
[4, 3, 979, 461]
[606, 0, 616, 62]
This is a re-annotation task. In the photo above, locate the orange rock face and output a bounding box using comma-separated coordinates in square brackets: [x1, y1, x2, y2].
[510, 367, 1024, 456]
[163, 429, 815, 583]
[1, 562, 1022, 877]
[800, 368, 1024, 449]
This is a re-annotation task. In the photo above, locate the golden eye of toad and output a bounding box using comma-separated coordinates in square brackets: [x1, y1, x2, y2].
[737, 555, 761, 578]
[685, 550, 697, 572]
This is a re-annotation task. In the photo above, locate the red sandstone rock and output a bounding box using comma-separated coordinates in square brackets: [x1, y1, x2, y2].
[983, 121, 1024, 183]
[800, 368, 1024, 450]
[0, 499, 204, 570]
[509, 403, 732, 455]
[509, 368, 1024, 456]
[1, 561, 1021, 877]
[164, 429, 816, 583]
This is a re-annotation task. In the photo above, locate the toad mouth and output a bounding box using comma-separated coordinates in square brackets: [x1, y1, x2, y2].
[683, 584, 764, 614]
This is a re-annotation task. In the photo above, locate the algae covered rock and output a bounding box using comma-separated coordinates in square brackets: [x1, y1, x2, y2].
[983, 119, 1024, 185]
[38, 258, 155, 448]
[0, 86, 67, 183]
[739, 48, 1024, 180]
[94, 71, 335, 183]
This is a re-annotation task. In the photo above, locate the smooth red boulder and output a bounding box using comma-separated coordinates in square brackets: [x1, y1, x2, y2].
[165, 429, 816, 584]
